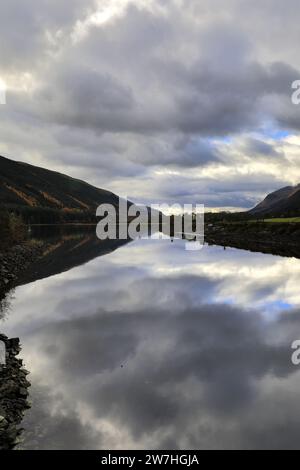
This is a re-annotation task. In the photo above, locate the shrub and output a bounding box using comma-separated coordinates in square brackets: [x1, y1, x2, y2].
[0, 209, 26, 247]
[8, 213, 26, 244]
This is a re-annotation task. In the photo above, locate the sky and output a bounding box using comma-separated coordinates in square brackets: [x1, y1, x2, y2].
[1, 0, 300, 210]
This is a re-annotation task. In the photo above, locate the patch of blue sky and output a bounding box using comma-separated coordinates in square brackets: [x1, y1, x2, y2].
[265, 129, 291, 140]
[261, 300, 293, 316]
[258, 121, 292, 140]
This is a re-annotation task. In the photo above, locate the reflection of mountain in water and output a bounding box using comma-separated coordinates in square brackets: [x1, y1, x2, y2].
[0, 335, 31, 450]
[16, 226, 131, 287]
[17, 220, 198, 289]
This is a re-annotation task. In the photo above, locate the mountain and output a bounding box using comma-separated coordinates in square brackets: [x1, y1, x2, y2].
[0, 155, 122, 223]
[250, 184, 300, 216]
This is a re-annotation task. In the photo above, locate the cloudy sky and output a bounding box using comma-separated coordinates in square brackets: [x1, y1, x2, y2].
[1, 0, 300, 210]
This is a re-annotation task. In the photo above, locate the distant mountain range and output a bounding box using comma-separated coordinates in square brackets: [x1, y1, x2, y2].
[3, 154, 299, 222]
[0, 155, 122, 223]
[250, 184, 300, 216]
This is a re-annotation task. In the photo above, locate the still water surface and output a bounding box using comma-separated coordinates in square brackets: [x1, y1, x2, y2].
[2, 233, 300, 449]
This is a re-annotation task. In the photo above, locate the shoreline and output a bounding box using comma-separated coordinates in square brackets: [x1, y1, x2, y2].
[0, 241, 44, 295]
[205, 222, 300, 259]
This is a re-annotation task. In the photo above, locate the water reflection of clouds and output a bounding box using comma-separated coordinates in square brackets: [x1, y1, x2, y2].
[16, 302, 300, 449]
[114, 241, 300, 314]
[3, 240, 300, 449]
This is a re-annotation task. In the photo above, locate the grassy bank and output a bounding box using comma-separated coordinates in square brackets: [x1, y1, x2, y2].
[205, 217, 300, 258]
[207, 219, 300, 234]
[257, 217, 300, 223]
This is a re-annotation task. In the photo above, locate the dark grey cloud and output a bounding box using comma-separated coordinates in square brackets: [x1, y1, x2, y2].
[30, 24, 300, 137]
[40, 65, 135, 132]
[22, 384, 101, 450]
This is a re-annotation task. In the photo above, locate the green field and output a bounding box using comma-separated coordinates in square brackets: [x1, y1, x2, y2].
[259, 217, 300, 223]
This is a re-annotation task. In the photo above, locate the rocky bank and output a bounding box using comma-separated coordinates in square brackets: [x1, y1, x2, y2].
[0, 334, 30, 450]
